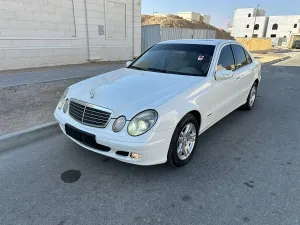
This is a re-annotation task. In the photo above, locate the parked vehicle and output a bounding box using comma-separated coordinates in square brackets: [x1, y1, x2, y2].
[54, 39, 261, 167]
[292, 40, 300, 49]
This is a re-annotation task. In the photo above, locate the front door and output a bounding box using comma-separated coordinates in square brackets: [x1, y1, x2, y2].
[208, 44, 237, 125]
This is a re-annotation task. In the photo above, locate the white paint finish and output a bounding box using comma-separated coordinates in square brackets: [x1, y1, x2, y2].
[54, 39, 261, 166]
[0, 0, 141, 70]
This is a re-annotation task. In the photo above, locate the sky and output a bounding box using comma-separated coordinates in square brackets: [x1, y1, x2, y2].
[142, 0, 300, 29]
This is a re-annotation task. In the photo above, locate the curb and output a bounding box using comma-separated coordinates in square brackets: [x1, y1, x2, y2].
[0, 122, 60, 152]
[262, 56, 291, 66]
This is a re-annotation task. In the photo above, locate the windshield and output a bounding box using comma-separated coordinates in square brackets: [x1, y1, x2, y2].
[129, 44, 215, 77]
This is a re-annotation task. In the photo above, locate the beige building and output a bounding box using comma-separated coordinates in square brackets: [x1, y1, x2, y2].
[0, 0, 141, 70]
[177, 12, 211, 24]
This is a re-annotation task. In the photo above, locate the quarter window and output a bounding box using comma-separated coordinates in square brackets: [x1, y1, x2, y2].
[217, 45, 235, 71]
[231, 45, 248, 70]
[243, 49, 252, 64]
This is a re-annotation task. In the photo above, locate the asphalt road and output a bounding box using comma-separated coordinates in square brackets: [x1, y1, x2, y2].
[1, 55, 300, 225]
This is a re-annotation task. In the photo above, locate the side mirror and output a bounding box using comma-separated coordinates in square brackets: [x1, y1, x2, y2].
[215, 69, 233, 81]
[126, 61, 132, 67]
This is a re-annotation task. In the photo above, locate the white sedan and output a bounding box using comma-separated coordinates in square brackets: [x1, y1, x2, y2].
[54, 39, 261, 167]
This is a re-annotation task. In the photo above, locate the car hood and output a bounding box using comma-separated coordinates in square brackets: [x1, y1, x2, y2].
[68, 68, 203, 118]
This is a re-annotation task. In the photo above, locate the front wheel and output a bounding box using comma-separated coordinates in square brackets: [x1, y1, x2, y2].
[167, 114, 199, 167]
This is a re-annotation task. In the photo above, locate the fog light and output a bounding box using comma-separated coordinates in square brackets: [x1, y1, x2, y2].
[130, 152, 142, 159]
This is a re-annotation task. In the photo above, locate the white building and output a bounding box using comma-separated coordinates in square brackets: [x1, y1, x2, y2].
[201, 14, 211, 24]
[232, 8, 300, 44]
[266, 15, 300, 39]
[231, 8, 268, 38]
[177, 12, 210, 24]
[0, 0, 141, 70]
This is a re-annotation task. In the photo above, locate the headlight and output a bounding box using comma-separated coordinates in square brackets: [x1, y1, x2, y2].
[127, 110, 158, 136]
[112, 116, 126, 132]
[63, 99, 69, 113]
[57, 88, 69, 109]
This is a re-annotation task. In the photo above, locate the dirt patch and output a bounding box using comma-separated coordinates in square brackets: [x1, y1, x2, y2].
[142, 14, 234, 40]
[0, 77, 87, 135]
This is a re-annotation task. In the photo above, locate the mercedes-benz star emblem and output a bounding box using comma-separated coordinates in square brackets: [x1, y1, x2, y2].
[90, 89, 95, 99]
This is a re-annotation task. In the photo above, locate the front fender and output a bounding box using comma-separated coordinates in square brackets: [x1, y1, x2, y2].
[154, 102, 199, 132]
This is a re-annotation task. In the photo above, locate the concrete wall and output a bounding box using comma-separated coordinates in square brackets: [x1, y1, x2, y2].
[266, 15, 300, 39]
[0, 0, 141, 70]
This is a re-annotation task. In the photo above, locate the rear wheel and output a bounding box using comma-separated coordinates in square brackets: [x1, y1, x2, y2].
[167, 114, 199, 167]
[242, 83, 258, 110]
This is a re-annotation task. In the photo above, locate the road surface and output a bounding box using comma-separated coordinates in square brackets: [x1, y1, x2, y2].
[1, 54, 300, 225]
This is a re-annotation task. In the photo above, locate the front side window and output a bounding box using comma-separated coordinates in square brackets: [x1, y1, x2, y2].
[271, 34, 276, 38]
[294, 24, 297, 28]
[129, 44, 215, 77]
[231, 45, 248, 70]
[217, 45, 235, 71]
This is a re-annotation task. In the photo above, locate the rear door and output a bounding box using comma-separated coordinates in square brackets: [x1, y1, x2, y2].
[231, 44, 253, 105]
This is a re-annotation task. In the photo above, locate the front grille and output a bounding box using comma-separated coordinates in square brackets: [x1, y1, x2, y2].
[69, 99, 112, 128]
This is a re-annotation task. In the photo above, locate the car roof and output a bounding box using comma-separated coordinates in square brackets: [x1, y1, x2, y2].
[159, 39, 236, 46]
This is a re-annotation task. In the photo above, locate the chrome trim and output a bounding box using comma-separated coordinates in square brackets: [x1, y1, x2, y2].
[69, 98, 113, 128]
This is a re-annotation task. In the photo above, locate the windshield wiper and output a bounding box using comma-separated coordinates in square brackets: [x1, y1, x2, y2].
[147, 67, 166, 73]
[128, 65, 146, 71]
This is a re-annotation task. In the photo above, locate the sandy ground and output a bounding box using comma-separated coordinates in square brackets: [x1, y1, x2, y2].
[0, 78, 86, 135]
[252, 53, 289, 63]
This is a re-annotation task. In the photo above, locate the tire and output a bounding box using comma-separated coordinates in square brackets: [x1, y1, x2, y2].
[241, 83, 258, 110]
[167, 114, 199, 167]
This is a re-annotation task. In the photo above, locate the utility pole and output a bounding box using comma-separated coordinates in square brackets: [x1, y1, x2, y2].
[251, 4, 260, 38]
[227, 17, 231, 31]
[250, 4, 260, 51]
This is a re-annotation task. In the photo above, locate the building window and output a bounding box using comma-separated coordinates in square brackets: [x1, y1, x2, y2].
[248, 13, 251, 17]
[252, 34, 258, 38]
[272, 24, 278, 30]
[294, 24, 298, 28]
[270, 34, 276, 38]
[254, 24, 259, 30]
[246, 24, 249, 28]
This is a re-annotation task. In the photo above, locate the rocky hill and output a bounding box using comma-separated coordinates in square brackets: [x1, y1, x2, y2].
[142, 14, 234, 40]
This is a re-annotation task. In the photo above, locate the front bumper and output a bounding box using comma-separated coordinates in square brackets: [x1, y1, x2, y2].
[54, 109, 174, 166]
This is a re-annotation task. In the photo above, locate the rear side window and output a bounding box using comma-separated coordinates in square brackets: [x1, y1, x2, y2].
[244, 49, 252, 64]
[231, 44, 248, 70]
[217, 45, 235, 71]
